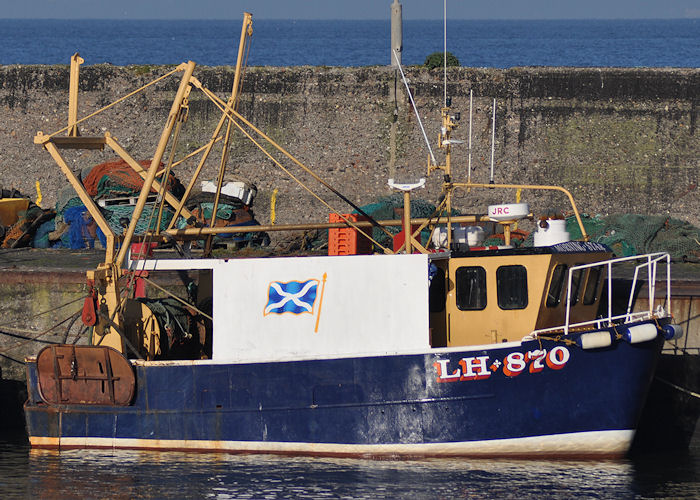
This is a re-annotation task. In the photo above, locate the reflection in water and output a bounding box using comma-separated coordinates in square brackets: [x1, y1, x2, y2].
[0, 438, 697, 499]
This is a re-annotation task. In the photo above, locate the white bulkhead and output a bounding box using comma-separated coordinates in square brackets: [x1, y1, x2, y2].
[211, 254, 431, 362]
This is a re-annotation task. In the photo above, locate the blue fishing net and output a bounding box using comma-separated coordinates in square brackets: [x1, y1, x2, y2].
[61, 205, 95, 249]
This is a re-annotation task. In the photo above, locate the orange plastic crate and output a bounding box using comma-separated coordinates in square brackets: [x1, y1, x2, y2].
[328, 213, 373, 256]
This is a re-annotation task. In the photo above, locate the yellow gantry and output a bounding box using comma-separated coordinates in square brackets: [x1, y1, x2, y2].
[33, 12, 590, 355]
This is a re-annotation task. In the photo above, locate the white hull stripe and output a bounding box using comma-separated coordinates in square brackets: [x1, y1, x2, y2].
[30, 430, 634, 456]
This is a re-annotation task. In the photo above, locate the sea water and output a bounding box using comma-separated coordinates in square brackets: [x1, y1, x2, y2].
[0, 432, 699, 499]
[0, 19, 697, 68]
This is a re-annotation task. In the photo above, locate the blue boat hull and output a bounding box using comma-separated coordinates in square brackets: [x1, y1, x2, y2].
[24, 321, 664, 458]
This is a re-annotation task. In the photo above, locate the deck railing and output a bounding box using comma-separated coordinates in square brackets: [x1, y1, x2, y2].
[530, 252, 671, 338]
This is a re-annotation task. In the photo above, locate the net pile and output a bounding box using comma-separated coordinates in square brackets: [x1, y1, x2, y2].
[51, 159, 184, 249]
[566, 214, 700, 259]
[179, 192, 269, 249]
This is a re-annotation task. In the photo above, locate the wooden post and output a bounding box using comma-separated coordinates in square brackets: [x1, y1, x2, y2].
[403, 190, 412, 254]
[68, 53, 84, 137]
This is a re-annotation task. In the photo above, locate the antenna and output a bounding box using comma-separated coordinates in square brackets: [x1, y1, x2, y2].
[467, 89, 473, 184]
[392, 50, 438, 166]
[490, 98, 496, 184]
[443, 0, 447, 108]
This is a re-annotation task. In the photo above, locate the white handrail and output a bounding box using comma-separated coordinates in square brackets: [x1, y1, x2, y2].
[533, 252, 671, 338]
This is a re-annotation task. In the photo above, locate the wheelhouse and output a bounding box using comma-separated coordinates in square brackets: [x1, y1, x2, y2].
[429, 243, 612, 347]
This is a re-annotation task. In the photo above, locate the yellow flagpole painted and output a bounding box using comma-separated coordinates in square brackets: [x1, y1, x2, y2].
[314, 273, 327, 333]
[35, 181, 42, 206]
[270, 188, 278, 225]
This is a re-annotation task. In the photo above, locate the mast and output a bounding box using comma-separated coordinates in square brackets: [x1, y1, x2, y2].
[67, 53, 84, 137]
[204, 12, 253, 254]
[390, 1, 402, 67]
[114, 62, 197, 269]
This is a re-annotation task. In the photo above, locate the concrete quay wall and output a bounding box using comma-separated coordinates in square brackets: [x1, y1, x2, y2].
[0, 64, 697, 227]
[0, 249, 188, 384]
[0, 65, 698, 387]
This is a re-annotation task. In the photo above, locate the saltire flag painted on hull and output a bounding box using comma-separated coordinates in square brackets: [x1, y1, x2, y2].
[264, 279, 319, 315]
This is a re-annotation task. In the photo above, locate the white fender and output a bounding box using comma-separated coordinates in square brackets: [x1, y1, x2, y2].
[622, 323, 658, 344]
[578, 331, 613, 350]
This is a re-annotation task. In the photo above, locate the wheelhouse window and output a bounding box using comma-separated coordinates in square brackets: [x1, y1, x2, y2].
[546, 264, 567, 308]
[455, 266, 487, 310]
[569, 266, 584, 305]
[583, 267, 603, 305]
[497, 265, 528, 310]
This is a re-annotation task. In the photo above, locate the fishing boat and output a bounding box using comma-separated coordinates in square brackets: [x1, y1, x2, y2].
[23, 13, 682, 458]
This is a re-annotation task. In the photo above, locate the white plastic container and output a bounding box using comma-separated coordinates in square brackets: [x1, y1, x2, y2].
[622, 323, 658, 344]
[432, 225, 485, 249]
[201, 180, 257, 206]
[577, 331, 613, 350]
[453, 226, 468, 245]
[465, 226, 486, 246]
[432, 226, 449, 249]
[534, 219, 570, 247]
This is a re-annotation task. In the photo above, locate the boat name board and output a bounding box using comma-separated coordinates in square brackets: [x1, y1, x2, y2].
[434, 346, 570, 382]
[550, 241, 609, 253]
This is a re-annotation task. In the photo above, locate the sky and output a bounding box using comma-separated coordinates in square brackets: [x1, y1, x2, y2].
[2, 0, 699, 20]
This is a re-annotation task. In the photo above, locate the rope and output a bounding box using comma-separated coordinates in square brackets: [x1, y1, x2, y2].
[0, 352, 23, 365]
[44, 65, 184, 139]
[96, 310, 143, 360]
[532, 334, 578, 347]
[122, 197, 164, 299]
[61, 311, 81, 343]
[0, 328, 64, 344]
[0, 310, 82, 357]
[656, 377, 700, 400]
[194, 82, 393, 252]
[71, 325, 90, 345]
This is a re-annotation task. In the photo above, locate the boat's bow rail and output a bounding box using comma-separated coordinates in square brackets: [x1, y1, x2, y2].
[528, 252, 673, 340]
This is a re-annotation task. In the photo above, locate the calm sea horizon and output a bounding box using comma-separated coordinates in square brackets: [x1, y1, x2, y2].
[0, 18, 697, 68]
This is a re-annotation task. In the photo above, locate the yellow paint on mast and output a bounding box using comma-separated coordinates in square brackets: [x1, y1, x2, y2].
[115, 61, 197, 269]
[166, 14, 253, 232]
[104, 134, 194, 221]
[458, 181, 589, 241]
[41, 141, 116, 263]
[68, 53, 84, 137]
[205, 12, 253, 253]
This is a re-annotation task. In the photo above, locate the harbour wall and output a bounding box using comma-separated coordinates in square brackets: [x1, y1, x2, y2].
[0, 64, 697, 227]
[0, 64, 698, 407]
